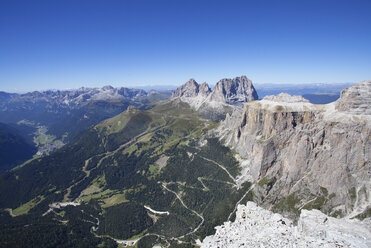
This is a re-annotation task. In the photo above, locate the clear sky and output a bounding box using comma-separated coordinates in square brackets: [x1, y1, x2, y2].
[0, 0, 370, 92]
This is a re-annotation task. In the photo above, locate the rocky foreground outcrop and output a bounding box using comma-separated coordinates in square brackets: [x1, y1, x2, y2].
[217, 81, 371, 219]
[201, 202, 371, 248]
[171, 76, 259, 117]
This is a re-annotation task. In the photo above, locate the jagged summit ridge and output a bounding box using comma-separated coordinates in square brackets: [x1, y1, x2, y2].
[4, 85, 147, 107]
[171, 75, 259, 110]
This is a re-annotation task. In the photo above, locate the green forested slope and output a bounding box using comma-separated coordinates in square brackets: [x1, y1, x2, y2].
[0, 123, 36, 173]
[0, 101, 252, 248]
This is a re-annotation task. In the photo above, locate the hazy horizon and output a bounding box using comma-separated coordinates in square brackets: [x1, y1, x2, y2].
[1, 79, 356, 94]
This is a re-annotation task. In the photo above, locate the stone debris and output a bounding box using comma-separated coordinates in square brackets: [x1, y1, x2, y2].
[201, 202, 371, 248]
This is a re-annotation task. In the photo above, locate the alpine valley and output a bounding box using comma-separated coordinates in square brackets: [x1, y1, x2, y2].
[0, 86, 171, 171]
[0, 76, 370, 248]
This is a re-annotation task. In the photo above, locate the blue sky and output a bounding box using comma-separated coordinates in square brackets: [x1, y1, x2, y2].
[0, 0, 370, 92]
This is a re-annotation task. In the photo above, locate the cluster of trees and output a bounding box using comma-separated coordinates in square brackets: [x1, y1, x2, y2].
[0, 202, 114, 248]
[0, 127, 105, 209]
[97, 202, 152, 240]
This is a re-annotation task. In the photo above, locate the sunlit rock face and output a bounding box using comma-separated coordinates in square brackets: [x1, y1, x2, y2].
[208, 76, 258, 106]
[171, 75, 258, 110]
[216, 81, 371, 219]
[335, 80, 371, 115]
[171, 79, 200, 98]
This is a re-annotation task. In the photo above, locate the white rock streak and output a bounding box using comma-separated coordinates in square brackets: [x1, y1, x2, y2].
[144, 205, 169, 215]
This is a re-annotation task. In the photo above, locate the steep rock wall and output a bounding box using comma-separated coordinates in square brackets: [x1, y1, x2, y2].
[218, 87, 371, 219]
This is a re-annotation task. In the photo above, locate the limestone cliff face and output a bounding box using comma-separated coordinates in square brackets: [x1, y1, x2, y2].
[336, 80, 371, 115]
[218, 83, 371, 219]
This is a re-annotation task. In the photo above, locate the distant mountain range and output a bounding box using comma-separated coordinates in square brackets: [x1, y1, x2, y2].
[0, 87, 171, 138]
[0, 86, 171, 173]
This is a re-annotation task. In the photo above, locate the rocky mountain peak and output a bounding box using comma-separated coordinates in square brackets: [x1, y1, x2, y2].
[335, 80, 371, 115]
[186, 78, 198, 85]
[209, 75, 259, 105]
[171, 78, 200, 98]
[199, 82, 212, 97]
[171, 75, 258, 109]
